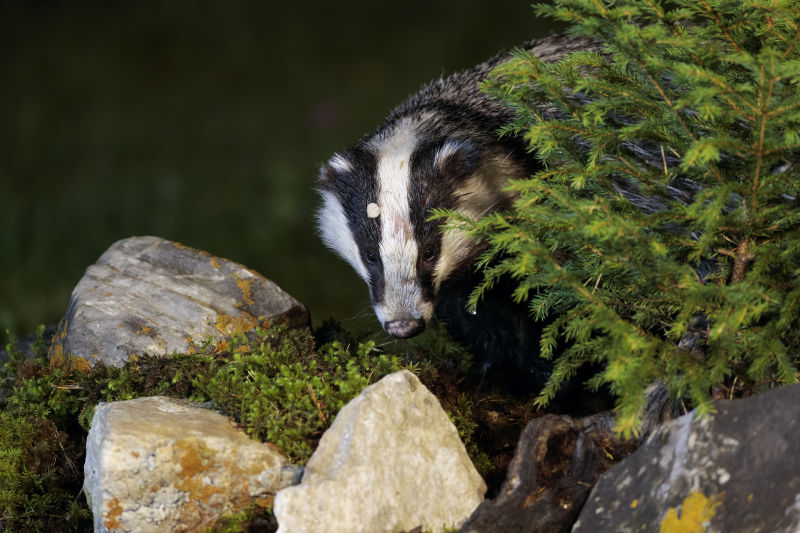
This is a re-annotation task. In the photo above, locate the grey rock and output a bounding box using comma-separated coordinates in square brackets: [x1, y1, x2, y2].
[49, 236, 308, 367]
[460, 413, 636, 533]
[460, 382, 676, 533]
[84, 395, 301, 533]
[573, 383, 800, 533]
[273, 370, 486, 533]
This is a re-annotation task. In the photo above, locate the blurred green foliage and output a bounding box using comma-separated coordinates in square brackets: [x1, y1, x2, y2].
[0, 1, 558, 335]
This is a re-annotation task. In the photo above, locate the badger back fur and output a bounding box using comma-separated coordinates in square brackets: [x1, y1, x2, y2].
[317, 35, 592, 386]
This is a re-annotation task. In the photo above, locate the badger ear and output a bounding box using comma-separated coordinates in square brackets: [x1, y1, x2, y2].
[434, 139, 479, 179]
[319, 164, 336, 188]
[318, 153, 353, 187]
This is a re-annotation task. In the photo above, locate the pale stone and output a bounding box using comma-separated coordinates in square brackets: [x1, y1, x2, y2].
[49, 236, 308, 367]
[84, 396, 301, 532]
[274, 370, 486, 533]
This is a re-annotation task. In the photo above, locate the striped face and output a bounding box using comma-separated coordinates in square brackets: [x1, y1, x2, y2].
[317, 118, 511, 338]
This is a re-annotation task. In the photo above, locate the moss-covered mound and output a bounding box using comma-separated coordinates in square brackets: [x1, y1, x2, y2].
[1, 322, 554, 532]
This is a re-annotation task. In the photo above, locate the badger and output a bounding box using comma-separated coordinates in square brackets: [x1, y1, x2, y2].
[316, 35, 594, 385]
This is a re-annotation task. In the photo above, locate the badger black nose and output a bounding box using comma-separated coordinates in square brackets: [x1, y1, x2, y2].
[384, 318, 426, 338]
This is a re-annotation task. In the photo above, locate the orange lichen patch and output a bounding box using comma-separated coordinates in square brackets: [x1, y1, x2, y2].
[172, 438, 272, 518]
[173, 439, 229, 524]
[45, 317, 69, 359]
[215, 312, 259, 336]
[50, 350, 91, 373]
[230, 274, 255, 305]
[659, 491, 723, 533]
[214, 339, 231, 355]
[49, 344, 66, 370]
[184, 336, 204, 355]
[131, 451, 140, 458]
[254, 496, 275, 509]
[68, 355, 92, 374]
[135, 326, 152, 336]
[104, 497, 124, 530]
[171, 241, 198, 253]
[176, 439, 217, 479]
[209, 257, 221, 269]
[106, 292, 113, 297]
[176, 474, 227, 504]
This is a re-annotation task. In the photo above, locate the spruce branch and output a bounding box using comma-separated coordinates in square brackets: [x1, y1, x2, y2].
[461, 0, 800, 432]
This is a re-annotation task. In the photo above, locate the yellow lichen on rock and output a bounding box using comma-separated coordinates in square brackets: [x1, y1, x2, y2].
[659, 491, 723, 533]
[68, 355, 92, 374]
[103, 497, 124, 530]
[85, 397, 300, 532]
[231, 273, 255, 305]
[174, 439, 227, 503]
[215, 313, 260, 336]
[49, 343, 66, 369]
[48, 346, 92, 373]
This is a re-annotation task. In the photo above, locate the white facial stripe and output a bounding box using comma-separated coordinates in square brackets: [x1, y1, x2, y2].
[328, 153, 353, 174]
[374, 118, 429, 322]
[317, 190, 369, 282]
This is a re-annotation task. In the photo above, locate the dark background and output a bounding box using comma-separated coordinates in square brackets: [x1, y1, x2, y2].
[1, 1, 560, 336]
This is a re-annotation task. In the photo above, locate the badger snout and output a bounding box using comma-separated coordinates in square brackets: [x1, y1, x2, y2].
[384, 317, 426, 338]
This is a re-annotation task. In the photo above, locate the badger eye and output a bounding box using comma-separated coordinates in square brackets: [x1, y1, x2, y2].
[422, 247, 436, 261]
[364, 250, 378, 265]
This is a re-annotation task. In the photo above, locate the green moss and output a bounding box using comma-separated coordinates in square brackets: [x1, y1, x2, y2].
[77, 324, 406, 463]
[0, 323, 409, 529]
[1, 326, 92, 531]
[193, 325, 404, 462]
[206, 501, 279, 533]
[0, 412, 92, 531]
[1, 320, 545, 530]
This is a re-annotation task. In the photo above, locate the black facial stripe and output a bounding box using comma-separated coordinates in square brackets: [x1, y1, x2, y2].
[322, 148, 385, 304]
[407, 139, 475, 302]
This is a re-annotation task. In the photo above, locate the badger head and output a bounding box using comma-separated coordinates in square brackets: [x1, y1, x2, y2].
[317, 118, 519, 338]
